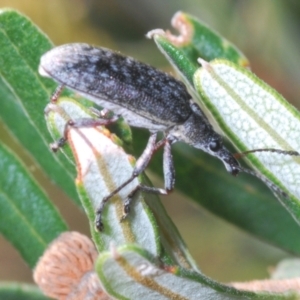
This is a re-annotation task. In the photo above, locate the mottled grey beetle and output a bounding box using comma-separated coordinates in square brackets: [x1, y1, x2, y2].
[39, 43, 297, 231]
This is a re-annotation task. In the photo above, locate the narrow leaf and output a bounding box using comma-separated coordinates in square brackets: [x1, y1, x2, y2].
[0, 282, 50, 300]
[177, 12, 248, 65]
[0, 9, 80, 204]
[0, 142, 67, 268]
[148, 11, 248, 88]
[96, 244, 288, 300]
[194, 59, 300, 226]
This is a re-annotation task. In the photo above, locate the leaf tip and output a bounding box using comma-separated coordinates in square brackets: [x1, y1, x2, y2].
[197, 57, 212, 71]
[146, 29, 166, 39]
[167, 11, 194, 46]
[0, 8, 14, 15]
[146, 11, 193, 47]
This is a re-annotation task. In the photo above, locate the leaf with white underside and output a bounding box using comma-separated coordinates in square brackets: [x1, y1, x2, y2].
[45, 98, 159, 254]
[194, 59, 300, 225]
[96, 244, 291, 300]
[45, 98, 198, 270]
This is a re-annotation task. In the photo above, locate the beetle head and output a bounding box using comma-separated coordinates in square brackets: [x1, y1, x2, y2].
[203, 134, 240, 176]
[171, 112, 240, 176]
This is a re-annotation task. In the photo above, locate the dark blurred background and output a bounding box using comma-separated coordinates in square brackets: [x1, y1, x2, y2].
[1, 0, 300, 285]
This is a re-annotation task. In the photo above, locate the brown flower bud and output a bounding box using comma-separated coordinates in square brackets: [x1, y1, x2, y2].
[33, 231, 111, 300]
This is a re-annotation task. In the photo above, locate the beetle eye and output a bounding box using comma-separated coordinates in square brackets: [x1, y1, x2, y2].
[209, 140, 220, 152]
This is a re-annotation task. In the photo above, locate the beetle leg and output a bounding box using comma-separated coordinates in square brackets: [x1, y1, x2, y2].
[50, 116, 119, 152]
[50, 84, 65, 102]
[95, 174, 138, 231]
[96, 133, 175, 231]
[95, 133, 158, 230]
[119, 140, 175, 222]
[89, 107, 115, 120]
[133, 132, 158, 176]
[120, 184, 170, 222]
[163, 139, 175, 192]
[135, 136, 175, 193]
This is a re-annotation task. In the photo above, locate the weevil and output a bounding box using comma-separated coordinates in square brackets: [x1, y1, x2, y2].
[39, 43, 298, 231]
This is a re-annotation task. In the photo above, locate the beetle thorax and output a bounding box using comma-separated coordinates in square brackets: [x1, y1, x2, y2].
[169, 112, 213, 147]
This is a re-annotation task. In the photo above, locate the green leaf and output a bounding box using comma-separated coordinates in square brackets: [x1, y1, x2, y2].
[147, 12, 300, 253]
[0, 282, 50, 300]
[0, 9, 80, 205]
[151, 34, 198, 87]
[0, 142, 67, 268]
[96, 244, 290, 300]
[148, 11, 248, 88]
[178, 12, 248, 65]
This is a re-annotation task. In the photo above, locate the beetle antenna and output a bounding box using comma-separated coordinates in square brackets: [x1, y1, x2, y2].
[234, 148, 299, 159]
[234, 148, 298, 198]
[238, 165, 288, 199]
